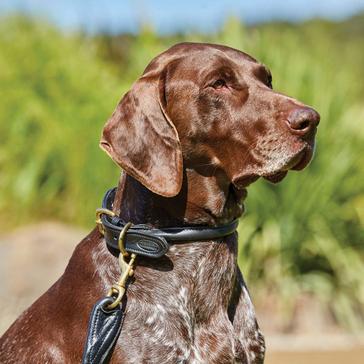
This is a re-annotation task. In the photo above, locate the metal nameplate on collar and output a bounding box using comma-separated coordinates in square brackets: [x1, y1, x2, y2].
[103, 225, 170, 258]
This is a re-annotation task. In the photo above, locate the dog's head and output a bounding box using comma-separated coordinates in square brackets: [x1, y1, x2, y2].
[101, 42, 319, 198]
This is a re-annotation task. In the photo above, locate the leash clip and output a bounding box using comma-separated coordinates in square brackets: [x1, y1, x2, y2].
[106, 223, 137, 310]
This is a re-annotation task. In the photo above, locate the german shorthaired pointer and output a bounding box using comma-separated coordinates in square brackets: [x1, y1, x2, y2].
[0, 42, 319, 363]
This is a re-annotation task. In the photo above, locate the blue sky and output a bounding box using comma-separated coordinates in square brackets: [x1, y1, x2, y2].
[1, 0, 364, 34]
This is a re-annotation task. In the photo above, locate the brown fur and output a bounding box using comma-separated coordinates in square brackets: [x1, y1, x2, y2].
[0, 42, 319, 363]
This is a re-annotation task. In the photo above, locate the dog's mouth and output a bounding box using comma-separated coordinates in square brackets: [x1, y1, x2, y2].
[263, 170, 288, 184]
[263, 146, 314, 183]
[233, 144, 314, 189]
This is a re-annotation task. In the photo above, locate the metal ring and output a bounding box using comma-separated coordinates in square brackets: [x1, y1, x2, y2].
[118, 222, 132, 257]
[106, 285, 125, 310]
[100, 296, 118, 313]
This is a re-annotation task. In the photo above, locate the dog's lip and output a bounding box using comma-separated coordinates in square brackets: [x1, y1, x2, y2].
[233, 145, 314, 188]
[291, 147, 313, 171]
[263, 147, 313, 183]
[283, 149, 308, 170]
[233, 174, 260, 189]
[263, 170, 288, 183]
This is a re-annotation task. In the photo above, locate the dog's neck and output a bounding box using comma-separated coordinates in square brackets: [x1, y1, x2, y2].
[109, 171, 240, 317]
[113, 169, 245, 226]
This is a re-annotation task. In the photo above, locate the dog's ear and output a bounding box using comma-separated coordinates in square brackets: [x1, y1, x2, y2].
[100, 71, 183, 197]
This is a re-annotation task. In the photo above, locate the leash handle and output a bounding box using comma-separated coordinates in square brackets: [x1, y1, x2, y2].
[82, 297, 125, 364]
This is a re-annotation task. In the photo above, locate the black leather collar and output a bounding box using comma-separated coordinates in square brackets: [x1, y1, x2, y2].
[100, 188, 239, 258]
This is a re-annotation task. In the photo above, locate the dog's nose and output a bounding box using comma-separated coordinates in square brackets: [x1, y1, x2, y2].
[287, 107, 320, 135]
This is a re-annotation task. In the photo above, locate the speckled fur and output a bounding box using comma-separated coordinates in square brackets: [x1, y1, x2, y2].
[110, 235, 264, 364]
[0, 229, 264, 364]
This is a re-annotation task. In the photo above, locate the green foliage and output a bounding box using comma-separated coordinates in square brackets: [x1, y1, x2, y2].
[0, 16, 123, 224]
[0, 14, 363, 329]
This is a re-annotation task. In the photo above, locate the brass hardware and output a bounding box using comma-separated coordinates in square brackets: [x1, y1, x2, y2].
[106, 223, 136, 310]
[95, 209, 136, 310]
[118, 222, 132, 257]
[106, 253, 136, 310]
[95, 208, 115, 234]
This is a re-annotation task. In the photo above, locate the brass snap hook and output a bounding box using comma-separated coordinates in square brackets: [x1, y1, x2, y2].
[105, 222, 136, 310]
[117, 222, 132, 257]
[106, 253, 137, 310]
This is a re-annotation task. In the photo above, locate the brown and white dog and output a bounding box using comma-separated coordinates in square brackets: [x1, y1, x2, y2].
[0, 43, 319, 363]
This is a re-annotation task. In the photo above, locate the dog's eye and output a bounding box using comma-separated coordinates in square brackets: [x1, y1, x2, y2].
[211, 79, 226, 89]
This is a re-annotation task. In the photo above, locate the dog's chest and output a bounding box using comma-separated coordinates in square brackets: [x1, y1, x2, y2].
[112, 240, 240, 363]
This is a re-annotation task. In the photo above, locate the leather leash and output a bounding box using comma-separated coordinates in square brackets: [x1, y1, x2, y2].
[82, 187, 239, 364]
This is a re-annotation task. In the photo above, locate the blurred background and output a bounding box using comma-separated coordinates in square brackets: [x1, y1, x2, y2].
[0, 1, 364, 363]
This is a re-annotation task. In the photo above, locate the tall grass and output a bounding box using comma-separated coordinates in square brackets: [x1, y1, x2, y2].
[0, 15, 363, 329]
[0, 17, 122, 224]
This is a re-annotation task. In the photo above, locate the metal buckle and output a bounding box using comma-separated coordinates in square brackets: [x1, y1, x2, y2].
[95, 208, 115, 234]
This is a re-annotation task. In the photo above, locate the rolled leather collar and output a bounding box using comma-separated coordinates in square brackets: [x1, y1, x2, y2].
[100, 187, 239, 259]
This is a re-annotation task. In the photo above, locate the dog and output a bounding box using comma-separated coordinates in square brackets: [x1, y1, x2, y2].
[0, 42, 319, 363]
